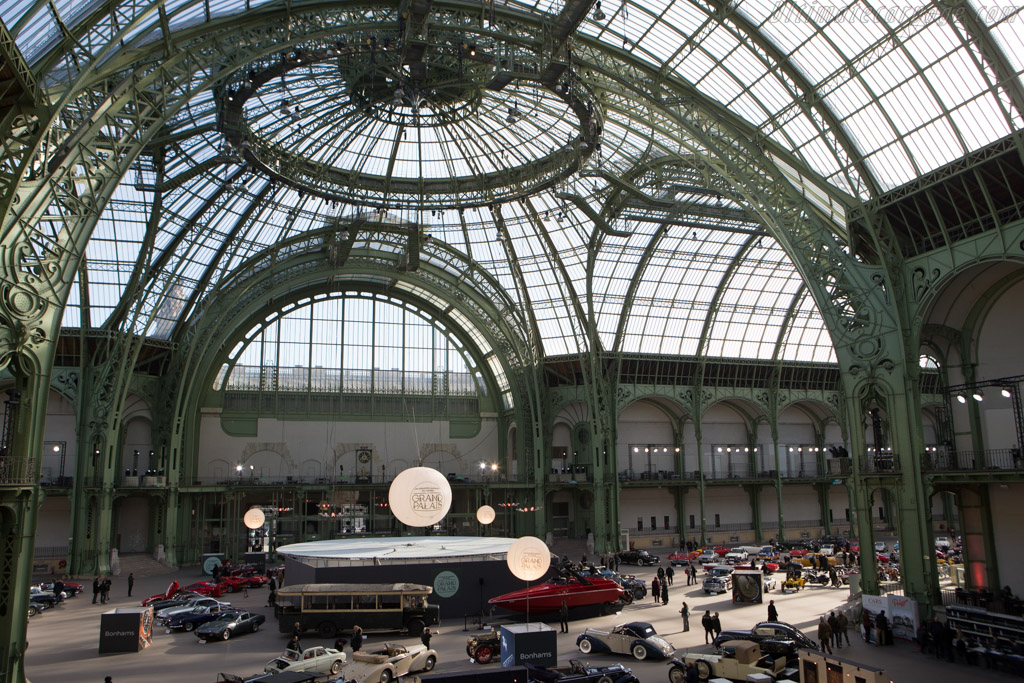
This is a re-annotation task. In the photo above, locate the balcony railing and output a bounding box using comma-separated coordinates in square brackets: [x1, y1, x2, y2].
[863, 455, 900, 474]
[0, 457, 35, 486]
[924, 448, 1024, 472]
[548, 465, 591, 483]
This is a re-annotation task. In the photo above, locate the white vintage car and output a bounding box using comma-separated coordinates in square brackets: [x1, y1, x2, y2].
[342, 643, 436, 683]
[265, 646, 346, 676]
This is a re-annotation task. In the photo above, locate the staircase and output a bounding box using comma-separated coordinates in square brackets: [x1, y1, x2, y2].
[116, 553, 176, 578]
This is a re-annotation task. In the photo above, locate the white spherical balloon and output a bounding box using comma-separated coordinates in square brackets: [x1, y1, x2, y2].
[476, 505, 496, 525]
[388, 467, 453, 527]
[243, 507, 266, 530]
[506, 536, 552, 581]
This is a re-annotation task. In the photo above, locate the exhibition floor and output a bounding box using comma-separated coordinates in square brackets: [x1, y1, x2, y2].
[24, 566, 1015, 683]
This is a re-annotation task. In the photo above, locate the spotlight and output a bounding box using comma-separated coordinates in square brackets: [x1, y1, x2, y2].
[1002, 388, 1012, 398]
[956, 394, 967, 404]
[279, 100, 291, 115]
[973, 390, 984, 402]
[469, 44, 477, 56]
[594, 1, 606, 20]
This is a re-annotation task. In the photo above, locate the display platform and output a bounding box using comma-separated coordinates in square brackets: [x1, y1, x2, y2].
[500, 623, 557, 668]
[276, 537, 525, 614]
[98, 606, 153, 654]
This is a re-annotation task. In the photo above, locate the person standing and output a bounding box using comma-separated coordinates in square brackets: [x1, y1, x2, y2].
[53, 578, 64, 603]
[685, 565, 693, 586]
[660, 580, 668, 605]
[657, 565, 666, 585]
[862, 610, 873, 644]
[679, 601, 690, 631]
[837, 611, 850, 646]
[875, 611, 889, 646]
[817, 616, 833, 654]
[828, 611, 841, 649]
[351, 625, 363, 652]
[666, 565, 674, 585]
[287, 634, 302, 653]
[559, 600, 569, 633]
[100, 578, 111, 604]
[92, 576, 100, 604]
[712, 612, 722, 639]
[651, 576, 661, 604]
[691, 565, 699, 585]
[267, 587, 277, 607]
[702, 610, 714, 644]
[767, 599, 779, 622]
[127, 573, 134, 597]
[421, 627, 432, 649]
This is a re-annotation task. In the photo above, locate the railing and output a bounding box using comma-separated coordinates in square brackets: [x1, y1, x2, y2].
[33, 545, 69, 558]
[0, 456, 35, 486]
[941, 588, 1024, 616]
[199, 472, 517, 487]
[863, 455, 900, 474]
[548, 465, 591, 482]
[925, 449, 1024, 472]
[632, 526, 679, 536]
[618, 469, 682, 482]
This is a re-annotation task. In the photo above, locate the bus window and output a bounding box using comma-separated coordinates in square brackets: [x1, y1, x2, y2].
[403, 595, 425, 610]
[334, 594, 353, 610]
[306, 594, 330, 611]
[355, 594, 376, 610]
[379, 594, 401, 610]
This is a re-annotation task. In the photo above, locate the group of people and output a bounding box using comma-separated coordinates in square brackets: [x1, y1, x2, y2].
[862, 609, 892, 646]
[650, 566, 672, 604]
[816, 610, 851, 653]
[683, 564, 700, 585]
[91, 576, 113, 604]
[700, 610, 723, 644]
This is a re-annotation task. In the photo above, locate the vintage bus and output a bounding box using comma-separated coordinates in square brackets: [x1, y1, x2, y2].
[274, 583, 439, 638]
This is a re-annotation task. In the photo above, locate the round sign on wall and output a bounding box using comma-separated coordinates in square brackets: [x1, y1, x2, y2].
[506, 536, 552, 581]
[476, 505, 496, 525]
[243, 507, 266, 530]
[388, 467, 453, 527]
[433, 570, 460, 598]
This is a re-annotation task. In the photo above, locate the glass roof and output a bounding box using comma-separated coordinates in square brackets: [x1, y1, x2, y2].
[8, 0, 1021, 366]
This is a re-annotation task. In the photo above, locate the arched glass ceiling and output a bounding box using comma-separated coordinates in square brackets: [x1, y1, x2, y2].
[8, 0, 1022, 196]
[15, 0, 1018, 365]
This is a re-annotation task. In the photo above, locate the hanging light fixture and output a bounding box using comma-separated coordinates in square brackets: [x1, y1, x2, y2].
[972, 389, 984, 402]
[956, 394, 967, 404]
[1002, 387, 1012, 398]
[594, 1, 606, 20]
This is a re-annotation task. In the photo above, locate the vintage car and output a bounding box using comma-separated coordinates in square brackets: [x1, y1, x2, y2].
[667, 551, 695, 567]
[724, 549, 749, 564]
[617, 549, 660, 566]
[142, 580, 181, 606]
[29, 586, 59, 609]
[157, 597, 230, 622]
[525, 659, 639, 683]
[702, 565, 734, 595]
[264, 645, 346, 676]
[669, 640, 793, 682]
[713, 621, 818, 654]
[165, 603, 235, 631]
[576, 621, 675, 661]
[184, 580, 230, 597]
[342, 643, 436, 683]
[40, 581, 83, 598]
[696, 551, 717, 565]
[466, 627, 500, 663]
[195, 610, 266, 641]
[595, 569, 647, 602]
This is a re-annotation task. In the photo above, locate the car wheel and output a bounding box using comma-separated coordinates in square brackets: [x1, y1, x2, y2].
[380, 669, 393, 683]
[695, 659, 713, 681]
[331, 660, 343, 675]
[633, 587, 645, 600]
[27, 605, 38, 617]
[475, 646, 492, 663]
[578, 638, 593, 654]
[636, 559, 643, 566]
[221, 629, 231, 641]
[668, 666, 686, 683]
[252, 622, 260, 632]
[406, 618, 425, 637]
[423, 655, 436, 671]
[621, 591, 633, 604]
[597, 676, 613, 683]
[631, 644, 647, 660]
[184, 622, 195, 631]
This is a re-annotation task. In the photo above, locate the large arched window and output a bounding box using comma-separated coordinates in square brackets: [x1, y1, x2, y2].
[214, 293, 485, 399]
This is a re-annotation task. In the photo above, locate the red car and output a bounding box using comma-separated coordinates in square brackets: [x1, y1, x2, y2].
[142, 580, 180, 606]
[667, 551, 698, 567]
[713, 547, 730, 557]
[217, 576, 252, 593]
[183, 581, 229, 597]
[229, 569, 269, 587]
[788, 548, 809, 558]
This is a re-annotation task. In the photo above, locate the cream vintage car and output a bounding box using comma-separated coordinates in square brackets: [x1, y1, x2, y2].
[668, 640, 794, 682]
[264, 646, 346, 676]
[342, 643, 436, 683]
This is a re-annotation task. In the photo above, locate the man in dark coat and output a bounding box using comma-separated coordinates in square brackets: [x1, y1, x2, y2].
[712, 612, 722, 638]
[660, 581, 668, 605]
[421, 627, 432, 649]
[559, 600, 569, 633]
[666, 566, 674, 585]
[92, 576, 100, 604]
[127, 573, 134, 597]
[828, 611, 841, 649]
[702, 610, 714, 644]
[767, 599, 779, 622]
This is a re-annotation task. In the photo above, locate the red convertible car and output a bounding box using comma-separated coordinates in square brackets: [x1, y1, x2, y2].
[490, 568, 625, 613]
[667, 551, 698, 567]
[142, 580, 180, 606]
[184, 581, 230, 597]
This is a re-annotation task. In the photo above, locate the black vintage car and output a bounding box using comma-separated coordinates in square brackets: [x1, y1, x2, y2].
[526, 659, 639, 683]
[196, 610, 266, 641]
[617, 550, 660, 566]
[467, 627, 501, 663]
[713, 621, 817, 661]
